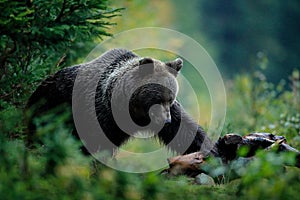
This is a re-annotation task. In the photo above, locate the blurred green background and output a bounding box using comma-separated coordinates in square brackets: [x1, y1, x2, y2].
[0, 0, 299, 199]
[110, 0, 300, 82]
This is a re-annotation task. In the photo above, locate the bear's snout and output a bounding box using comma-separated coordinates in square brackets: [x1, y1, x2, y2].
[149, 104, 171, 126]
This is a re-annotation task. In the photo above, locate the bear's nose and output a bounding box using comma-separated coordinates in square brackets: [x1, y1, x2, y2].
[165, 118, 172, 124]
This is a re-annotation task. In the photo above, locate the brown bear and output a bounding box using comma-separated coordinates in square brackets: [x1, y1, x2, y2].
[27, 48, 216, 156]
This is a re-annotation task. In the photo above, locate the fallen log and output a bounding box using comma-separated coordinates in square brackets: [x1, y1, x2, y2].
[161, 152, 206, 177]
[163, 133, 300, 178]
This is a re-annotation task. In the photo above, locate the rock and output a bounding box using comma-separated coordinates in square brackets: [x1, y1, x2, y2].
[195, 173, 215, 185]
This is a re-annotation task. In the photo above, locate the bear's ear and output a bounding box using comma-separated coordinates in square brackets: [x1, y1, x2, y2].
[139, 57, 154, 66]
[166, 58, 183, 76]
[138, 57, 154, 76]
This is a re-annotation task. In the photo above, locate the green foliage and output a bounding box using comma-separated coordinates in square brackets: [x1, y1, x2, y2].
[237, 152, 300, 200]
[225, 69, 300, 139]
[0, 0, 122, 106]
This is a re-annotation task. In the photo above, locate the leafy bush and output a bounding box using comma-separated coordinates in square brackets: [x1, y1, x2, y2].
[0, 0, 122, 108]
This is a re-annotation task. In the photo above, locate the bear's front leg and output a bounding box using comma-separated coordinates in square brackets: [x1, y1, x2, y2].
[157, 101, 216, 156]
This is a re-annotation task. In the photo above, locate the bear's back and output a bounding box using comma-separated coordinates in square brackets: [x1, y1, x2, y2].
[28, 49, 138, 108]
[87, 48, 138, 71]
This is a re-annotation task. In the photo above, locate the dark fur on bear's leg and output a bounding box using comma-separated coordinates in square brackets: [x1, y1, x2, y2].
[158, 101, 217, 155]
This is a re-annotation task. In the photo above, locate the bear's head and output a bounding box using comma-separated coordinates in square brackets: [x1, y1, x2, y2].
[128, 57, 183, 127]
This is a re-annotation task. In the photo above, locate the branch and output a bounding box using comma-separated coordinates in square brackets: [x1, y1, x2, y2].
[163, 132, 300, 177]
[55, 0, 67, 22]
